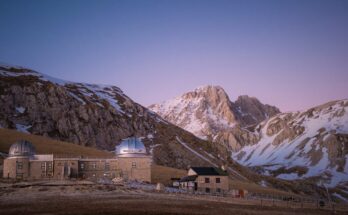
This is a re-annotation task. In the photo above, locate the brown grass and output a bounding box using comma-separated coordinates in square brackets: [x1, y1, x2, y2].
[0, 128, 303, 198]
[151, 164, 186, 185]
[0, 128, 113, 158]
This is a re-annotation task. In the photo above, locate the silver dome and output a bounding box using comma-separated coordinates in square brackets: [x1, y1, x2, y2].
[9, 140, 36, 157]
[116, 137, 147, 157]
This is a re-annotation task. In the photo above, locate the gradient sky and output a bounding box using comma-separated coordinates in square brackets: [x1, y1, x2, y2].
[0, 0, 347, 111]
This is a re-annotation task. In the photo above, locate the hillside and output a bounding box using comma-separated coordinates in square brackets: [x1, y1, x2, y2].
[148, 86, 348, 200]
[0, 64, 246, 179]
[233, 100, 348, 189]
[0, 128, 301, 197]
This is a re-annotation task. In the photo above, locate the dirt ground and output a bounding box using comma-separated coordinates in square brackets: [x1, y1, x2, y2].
[0, 183, 347, 215]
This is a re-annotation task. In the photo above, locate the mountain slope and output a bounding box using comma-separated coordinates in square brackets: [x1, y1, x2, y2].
[149, 85, 279, 150]
[233, 100, 348, 187]
[0, 64, 236, 172]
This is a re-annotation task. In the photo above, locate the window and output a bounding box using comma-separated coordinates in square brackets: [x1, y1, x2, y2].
[132, 162, 136, 168]
[205, 188, 210, 193]
[48, 163, 52, 170]
[80, 163, 85, 169]
[216, 178, 221, 183]
[205, 178, 210, 183]
[105, 163, 110, 171]
[216, 188, 221, 193]
[17, 162, 23, 170]
[41, 163, 46, 170]
[16, 173, 23, 179]
[92, 163, 96, 169]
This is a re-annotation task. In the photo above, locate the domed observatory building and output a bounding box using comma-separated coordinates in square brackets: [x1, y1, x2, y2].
[116, 137, 152, 182]
[3, 140, 53, 180]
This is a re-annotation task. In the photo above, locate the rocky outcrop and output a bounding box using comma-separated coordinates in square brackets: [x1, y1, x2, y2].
[149, 85, 280, 151]
[149, 85, 238, 140]
[234, 100, 348, 187]
[235, 95, 280, 127]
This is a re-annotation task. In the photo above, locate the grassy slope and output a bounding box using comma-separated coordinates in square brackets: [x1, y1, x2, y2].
[0, 128, 297, 196]
[0, 128, 114, 158]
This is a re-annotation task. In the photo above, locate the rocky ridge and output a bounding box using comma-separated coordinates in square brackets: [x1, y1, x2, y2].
[233, 100, 348, 188]
[149, 85, 280, 151]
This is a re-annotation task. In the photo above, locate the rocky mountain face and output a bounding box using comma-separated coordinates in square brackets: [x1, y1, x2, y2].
[233, 100, 348, 188]
[0, 64, 239, 173]
[235, 95, 280, 127]
[149, 86, 236, 140]
[149, 85, 280, 151]
[149, 85, 348, 193]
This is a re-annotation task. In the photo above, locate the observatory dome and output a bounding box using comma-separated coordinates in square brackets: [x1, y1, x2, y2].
[116, 137, 147, 157]
[9, 140, 36, 157]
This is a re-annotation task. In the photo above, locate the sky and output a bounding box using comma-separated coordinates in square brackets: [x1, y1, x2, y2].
[0, 0, 347, 111]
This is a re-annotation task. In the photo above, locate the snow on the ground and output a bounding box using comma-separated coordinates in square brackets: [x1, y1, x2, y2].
[233, 100, 348, 187]
[82, 84, 125, 113]
[15, 106, 26, 114]
[277, 173, 299, 180]
[15, 124, 32, 133]
[259, 180, 267, 187]
[150, 88, 236, 139]
[67, 92, 86, 105]
[0, 63, 127, 114]
[333, 193, 348, 202]
[149, 144, 161, 154]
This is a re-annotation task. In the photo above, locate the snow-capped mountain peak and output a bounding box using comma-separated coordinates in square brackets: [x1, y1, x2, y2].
[149, 85, 236, 140]
[149, 85, 280, 142]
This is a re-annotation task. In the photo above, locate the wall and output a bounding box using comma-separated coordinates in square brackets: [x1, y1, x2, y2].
[53, 159, 79, 179]
[3, 155, 152, 182]
[196, 175, 229, 193]
[78, 159, 120, 180]
[117, 156, 152, 182]
[3, 157, 29, 179]
[29, 161, 54, 179]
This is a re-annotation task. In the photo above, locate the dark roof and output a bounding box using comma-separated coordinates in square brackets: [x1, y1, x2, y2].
[190, 167, 228, 176]
[179, 175, 198, 182]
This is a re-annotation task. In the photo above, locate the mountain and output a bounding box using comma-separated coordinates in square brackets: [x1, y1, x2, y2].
[149, 86, 237, 140]
[149, 85, 280, 150]
[149, 85, 348, 195]
[0, 64, 237, 172]
[233, 100, 348, 188]
[235, 95, 281, 127]
[2, 64, 346, 199]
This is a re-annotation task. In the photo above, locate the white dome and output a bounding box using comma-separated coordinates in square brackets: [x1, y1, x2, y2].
[116, 137, 147, 157]
[9, 140, 36, 157]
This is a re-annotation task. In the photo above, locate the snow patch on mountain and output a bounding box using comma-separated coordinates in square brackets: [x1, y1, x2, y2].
[233, 100, 348, 187]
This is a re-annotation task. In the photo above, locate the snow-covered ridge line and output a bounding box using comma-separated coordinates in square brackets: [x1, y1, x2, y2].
[233, 99, 348, 187]
[0, 63, 127, 114]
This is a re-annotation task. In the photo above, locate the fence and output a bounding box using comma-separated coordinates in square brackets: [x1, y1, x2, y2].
[162, 189, 348, 212]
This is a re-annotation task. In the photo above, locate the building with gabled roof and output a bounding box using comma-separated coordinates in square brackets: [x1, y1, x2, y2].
[179, 167, 229, 193]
